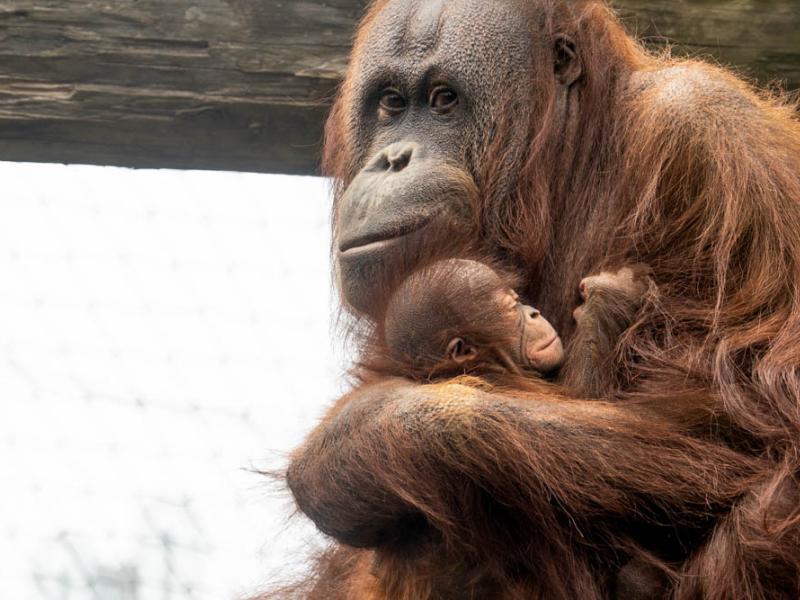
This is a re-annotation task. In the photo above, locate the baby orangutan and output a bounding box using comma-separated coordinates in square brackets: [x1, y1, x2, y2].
[382, 259, 653, 395]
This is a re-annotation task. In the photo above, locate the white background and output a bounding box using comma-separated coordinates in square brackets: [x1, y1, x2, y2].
[0, 163, 344, 599]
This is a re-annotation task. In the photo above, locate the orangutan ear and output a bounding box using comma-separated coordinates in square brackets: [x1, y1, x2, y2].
[447, 338, 478, 364]
[554, 34, 581, 86]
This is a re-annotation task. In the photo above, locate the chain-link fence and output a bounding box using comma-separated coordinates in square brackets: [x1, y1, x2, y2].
[0, 163, 344, 599]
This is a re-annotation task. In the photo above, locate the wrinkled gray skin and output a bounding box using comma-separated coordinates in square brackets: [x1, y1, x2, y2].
[335, 0, 576, 313]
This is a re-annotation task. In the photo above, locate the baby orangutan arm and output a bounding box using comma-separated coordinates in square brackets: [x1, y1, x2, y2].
[560, 265, 654, 398]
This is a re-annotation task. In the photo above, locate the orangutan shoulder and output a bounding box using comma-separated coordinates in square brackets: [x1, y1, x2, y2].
[626, 61, 762, 134]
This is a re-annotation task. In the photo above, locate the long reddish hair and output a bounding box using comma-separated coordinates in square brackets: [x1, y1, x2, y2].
[307, 0, 800, 597]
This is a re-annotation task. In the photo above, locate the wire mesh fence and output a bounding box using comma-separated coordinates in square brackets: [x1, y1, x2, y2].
[0, 163, 344, 599]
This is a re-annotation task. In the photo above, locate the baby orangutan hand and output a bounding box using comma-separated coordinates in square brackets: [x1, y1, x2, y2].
[574, 264, 653, 324]
[562, 264, 655, 398]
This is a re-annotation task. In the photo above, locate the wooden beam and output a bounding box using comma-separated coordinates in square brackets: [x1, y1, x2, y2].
[0, 1, 797, 175]
[0, 1, 360, 174]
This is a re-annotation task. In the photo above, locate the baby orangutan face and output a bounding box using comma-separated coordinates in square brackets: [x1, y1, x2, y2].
[497, 288, 565, 373]
[385, 258, 566, 378]
[448, 287, 565, 374]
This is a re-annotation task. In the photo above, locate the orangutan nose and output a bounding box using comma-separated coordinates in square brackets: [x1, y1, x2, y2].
[368, 143, 420, 174]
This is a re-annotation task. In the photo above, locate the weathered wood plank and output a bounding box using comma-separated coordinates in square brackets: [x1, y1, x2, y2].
[0, 1, 796, 175]
[0, 0, 361, 174]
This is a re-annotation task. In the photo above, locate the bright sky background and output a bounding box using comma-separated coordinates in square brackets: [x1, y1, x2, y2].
[0, 162, 345, 599]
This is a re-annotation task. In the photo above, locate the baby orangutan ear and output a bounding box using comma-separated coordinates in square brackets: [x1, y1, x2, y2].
[447, 338, 478, 364]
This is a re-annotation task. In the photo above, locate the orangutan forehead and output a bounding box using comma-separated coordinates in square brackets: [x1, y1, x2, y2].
[356, 0, 539, 89]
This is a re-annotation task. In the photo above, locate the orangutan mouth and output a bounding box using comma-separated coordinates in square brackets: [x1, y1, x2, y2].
[338, 213, 439, 258]
[536, 337, 559, 352]
[338, 236, 400, 258]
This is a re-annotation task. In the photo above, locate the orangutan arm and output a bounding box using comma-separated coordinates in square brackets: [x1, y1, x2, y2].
[287, 379, 757, 553]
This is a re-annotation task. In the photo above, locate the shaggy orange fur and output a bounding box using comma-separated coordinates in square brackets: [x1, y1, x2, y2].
[270, 1, 800, 598]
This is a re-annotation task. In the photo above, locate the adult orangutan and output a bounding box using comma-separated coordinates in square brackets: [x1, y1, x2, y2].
[279, 0, 800, 598]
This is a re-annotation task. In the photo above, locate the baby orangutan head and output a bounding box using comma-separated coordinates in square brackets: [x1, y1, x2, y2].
[382, 259, 564, 379]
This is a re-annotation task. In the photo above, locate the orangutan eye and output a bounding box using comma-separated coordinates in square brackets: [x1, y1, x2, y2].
[429, 86, 459, 113]
[378, 89, 407, 117]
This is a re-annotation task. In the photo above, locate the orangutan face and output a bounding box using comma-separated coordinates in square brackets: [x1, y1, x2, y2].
[332, 0, 578, 314]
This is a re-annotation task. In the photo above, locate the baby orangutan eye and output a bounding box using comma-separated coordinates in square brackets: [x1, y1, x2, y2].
[497, 289, 519, 312]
